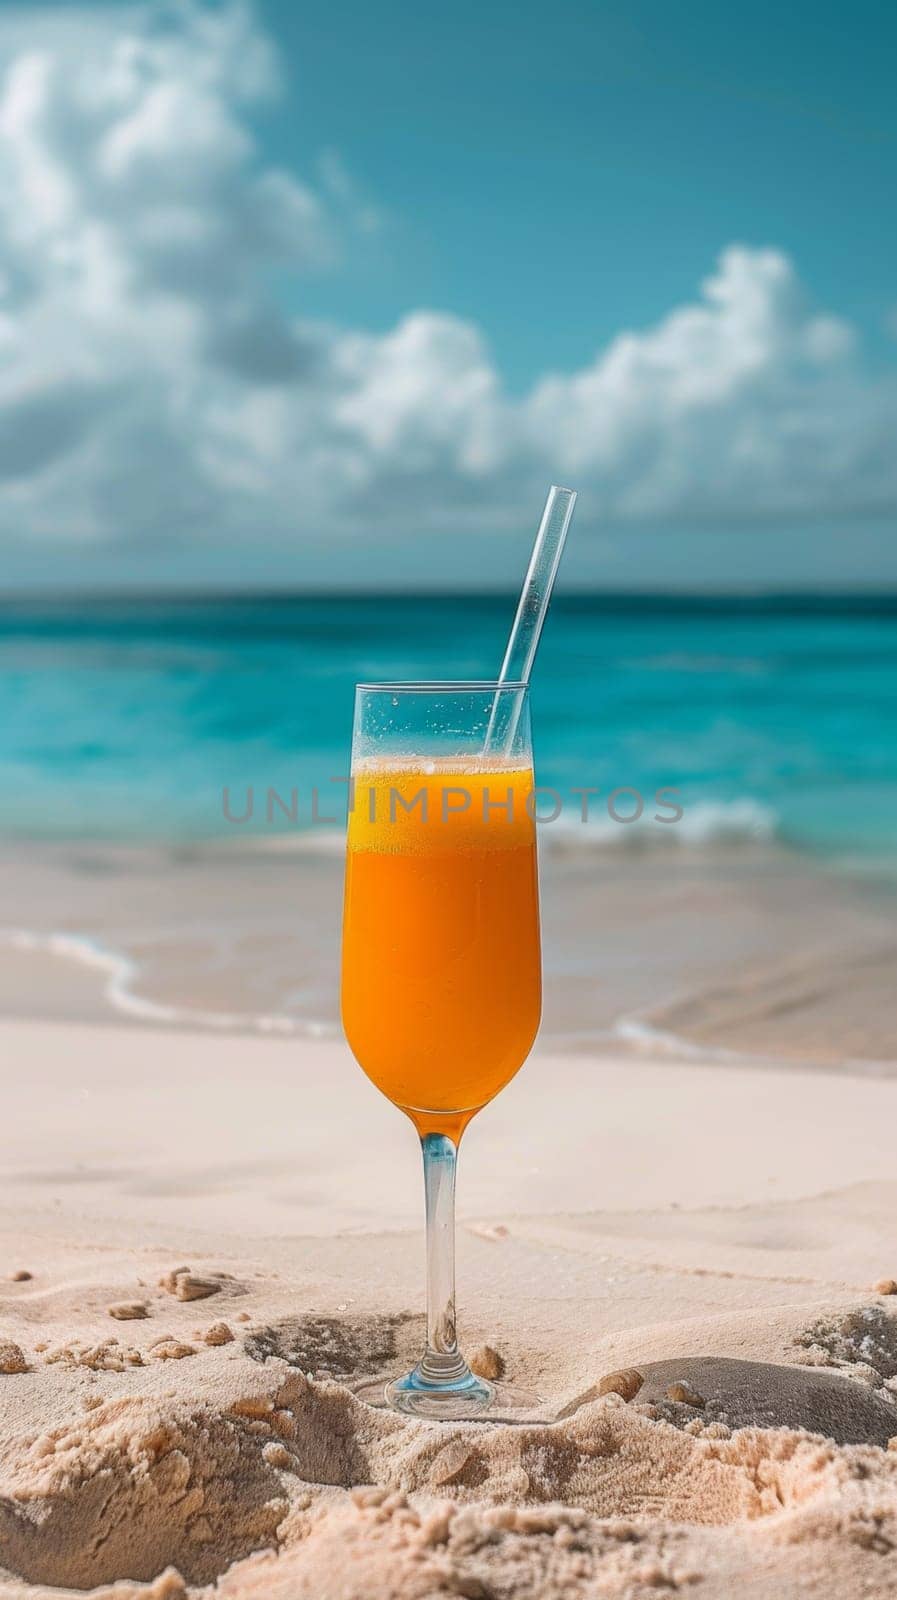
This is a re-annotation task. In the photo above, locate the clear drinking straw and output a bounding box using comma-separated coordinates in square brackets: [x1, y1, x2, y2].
[484, 484, 577, 754]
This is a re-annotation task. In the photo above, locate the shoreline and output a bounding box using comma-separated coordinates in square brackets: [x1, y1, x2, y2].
[5, 928, 897, 1082]
[3, 831, 897, 1070]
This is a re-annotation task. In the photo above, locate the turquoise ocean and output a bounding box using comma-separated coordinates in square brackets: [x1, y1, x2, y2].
[1, 593, 895, 867]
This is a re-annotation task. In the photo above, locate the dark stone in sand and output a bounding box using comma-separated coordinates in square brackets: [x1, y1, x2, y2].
[637, 1356, 897, 1446]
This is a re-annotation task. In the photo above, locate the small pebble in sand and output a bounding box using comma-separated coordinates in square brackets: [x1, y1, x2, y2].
[598, 1367, 644, 1402]
[151, 1340, 196, 1361]
[108, 1301, 149, 1321]
[236, 1311, 252, 1322]
[429, 1439, 477, 1487]
[873, 1278, 897, 1296]
[468, 1344, 505, 1381]
[469, 1222, 510, 1242]
[601, 1391, 626, 1409]
[202, 1322, 235, 1346]
[230, 1394, 275, 1419]
[262, 1441, 294, 1470]
[159, 1268, 221, 1302]
[666, 1381, 706, 1408]
[0, 1341, 28, 1374]
[7, 1270, 33, 1282]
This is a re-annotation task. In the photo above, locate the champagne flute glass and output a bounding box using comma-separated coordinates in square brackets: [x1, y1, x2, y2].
[340, 682, 541, 1419]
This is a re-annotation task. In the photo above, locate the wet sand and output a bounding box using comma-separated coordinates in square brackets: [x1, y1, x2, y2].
[2, 836, 896, 1065]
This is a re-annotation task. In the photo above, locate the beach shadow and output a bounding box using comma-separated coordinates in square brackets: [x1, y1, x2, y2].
[243, 1310, 420, 1381]
[564, 1355, 897, 1447]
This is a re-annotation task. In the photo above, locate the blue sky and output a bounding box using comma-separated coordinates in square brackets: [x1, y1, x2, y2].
[265, 0, 897, 388]
[0, 0, 895, 588]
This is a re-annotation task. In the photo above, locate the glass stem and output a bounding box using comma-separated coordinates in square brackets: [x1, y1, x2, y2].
[418, 1132, 468, 1384]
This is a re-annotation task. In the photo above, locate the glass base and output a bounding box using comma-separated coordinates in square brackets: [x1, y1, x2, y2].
[353, 1365, 544, 1421]
[390, 1363, 494, 1419]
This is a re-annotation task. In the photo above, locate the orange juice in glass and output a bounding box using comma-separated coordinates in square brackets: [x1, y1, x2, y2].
[341, 682, 540, 1416]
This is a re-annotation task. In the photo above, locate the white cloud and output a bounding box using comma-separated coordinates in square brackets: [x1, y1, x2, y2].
[523, 248, 890, 519]
[0, 1, 895, 571]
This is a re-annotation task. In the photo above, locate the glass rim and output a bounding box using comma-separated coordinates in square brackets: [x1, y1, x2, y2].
[355, 679, 528, 694]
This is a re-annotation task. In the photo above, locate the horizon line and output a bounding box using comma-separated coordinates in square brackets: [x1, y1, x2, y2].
[1, 585, 897, 608]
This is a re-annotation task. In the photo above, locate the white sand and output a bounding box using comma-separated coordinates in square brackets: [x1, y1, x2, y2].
[6, 1021, 897, 1230]
[1, 1021, 896, 1598]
